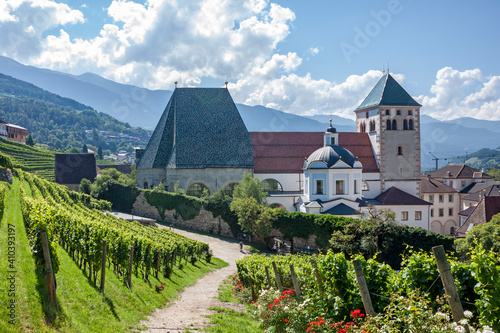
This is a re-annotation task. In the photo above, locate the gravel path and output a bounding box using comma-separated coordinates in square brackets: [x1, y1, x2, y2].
[140, 226, 249, 332]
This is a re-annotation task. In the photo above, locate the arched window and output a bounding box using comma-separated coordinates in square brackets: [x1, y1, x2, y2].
[397, 146, 403, 156]
[409, 119, 414, 130]
[386, 119, 391, 130]
[187, 183, 209, 197]
[360, 122, 366, 133]
[362, 180, 369, 191]
[223, 182, 238, 196]
[269, 203, 286, 210]
[403, 119, 408, 130]
[143, 181, 149, 189]
[392, 119, 397, 130]
[369, 120, 375, 132]
[261, 179, 283, 192]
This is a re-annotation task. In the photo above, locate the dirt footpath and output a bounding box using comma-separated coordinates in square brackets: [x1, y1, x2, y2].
[141, 226, 248, 332]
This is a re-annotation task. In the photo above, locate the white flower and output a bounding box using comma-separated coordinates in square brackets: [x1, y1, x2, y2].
[455, 326, 465, 333]
[464, 310, 473, 319]
[284, 306, 289, 311]
[481, 326, 494, 333]
[459, 319, 468, 325]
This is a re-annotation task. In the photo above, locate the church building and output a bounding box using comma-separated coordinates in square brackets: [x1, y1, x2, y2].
[137, 73, 431, 229]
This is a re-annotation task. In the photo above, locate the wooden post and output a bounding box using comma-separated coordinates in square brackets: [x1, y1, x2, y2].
[271, 261, 283, 293]
[156, 251, 161, 279]
[432, 245, 470, 333]
[289, 264, 302, 299]
[353, 260, 375, 316]
[145, 245, 151, 281]
[40, 230, 57, 305]
[264, 266, 272, 288]
[310, 258, 324, 296]
[127, 246, 134, 290]
[100, 240, 107, 294]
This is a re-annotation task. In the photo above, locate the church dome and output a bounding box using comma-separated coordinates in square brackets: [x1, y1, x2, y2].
[304, 145, 357, 169]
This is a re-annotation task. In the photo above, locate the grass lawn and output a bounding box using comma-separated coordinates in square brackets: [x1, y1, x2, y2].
[0, 179, 227, 332]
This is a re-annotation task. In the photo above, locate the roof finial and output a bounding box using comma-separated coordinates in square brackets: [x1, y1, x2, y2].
[174, 81, 178, 88]
[225, 81, 228, 89]
[383, 66, 385, 74]
[387, 63, 389, 74]
[329, 118, 333, 126]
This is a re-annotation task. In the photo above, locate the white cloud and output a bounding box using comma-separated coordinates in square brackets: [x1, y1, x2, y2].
[307, 47, 319, 56]
[416, 67, 500, 121]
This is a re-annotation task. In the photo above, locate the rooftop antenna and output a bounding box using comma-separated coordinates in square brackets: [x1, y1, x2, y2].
[174, 81, 178, 88]
[429, 152, 448, 171]
[225, 81, 228, 89]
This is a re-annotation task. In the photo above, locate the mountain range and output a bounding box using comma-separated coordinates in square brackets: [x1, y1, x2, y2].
[0, 55, 499, 170]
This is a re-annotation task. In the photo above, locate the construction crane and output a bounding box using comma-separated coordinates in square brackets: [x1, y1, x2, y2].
[429, 152, 448, 171]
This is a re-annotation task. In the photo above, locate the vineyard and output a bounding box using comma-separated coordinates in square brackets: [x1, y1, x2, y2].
[0, 138, 55, 180]
[236, 250, 500, 332]
[16, 169, 211, 289]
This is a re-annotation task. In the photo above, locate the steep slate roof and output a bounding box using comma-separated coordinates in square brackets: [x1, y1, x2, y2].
[138, 88, 253, 169]
[420, 176, 458, 193]
[462, 183, 500, 202]
[375, 186, 431, 205]
[458, 205, 476, 217]
[251, 132, 379, 173]
[429, 164, 493, 180]
[55, 153, 97, 184]
[323, 203, 360, 215]
[456, 197, 500, 236]
[355, 74, 421, 111]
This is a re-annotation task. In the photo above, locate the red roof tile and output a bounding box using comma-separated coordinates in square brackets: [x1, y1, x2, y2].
[250, 132, 379, 174]
[456, 197, 500, 236]
[420, 176, 458, 193]
[429, 164, 493, 180]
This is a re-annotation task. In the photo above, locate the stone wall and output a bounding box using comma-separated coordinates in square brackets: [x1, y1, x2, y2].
[131, 192, 235, 238]
[0, 169, 13, 184]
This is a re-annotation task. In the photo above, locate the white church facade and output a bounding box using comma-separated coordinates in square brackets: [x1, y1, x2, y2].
[137, 73, 431, 229]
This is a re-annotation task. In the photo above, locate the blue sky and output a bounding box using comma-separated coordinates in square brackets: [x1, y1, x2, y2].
[1, 0, 500, 120]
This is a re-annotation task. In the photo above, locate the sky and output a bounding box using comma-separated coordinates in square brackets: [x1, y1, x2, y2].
[1, 0, 500, 121]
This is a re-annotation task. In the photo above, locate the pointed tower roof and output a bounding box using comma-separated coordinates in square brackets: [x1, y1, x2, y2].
[355, 73, 421, 111]
[137, 88, 254, 169]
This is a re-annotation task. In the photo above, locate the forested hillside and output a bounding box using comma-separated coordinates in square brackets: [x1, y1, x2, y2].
[0, 73, 151, 152]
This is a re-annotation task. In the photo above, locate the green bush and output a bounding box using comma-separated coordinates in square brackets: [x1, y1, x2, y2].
[144, 189, 202, 220]
[0, 152, 13, 169]
[95, 180, 141, 213]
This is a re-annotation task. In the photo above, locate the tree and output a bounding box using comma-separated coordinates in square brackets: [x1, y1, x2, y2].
[26, 134, 35, 146]
[456, 213, 500, 256]
[97, 145, 103, 160]
[90, 168, 137, 197]
[79, 178, 91, 194]
[232, 173, 267, 205]
[230, 197, 274, 244]
[82, 144, 88, 153]
[489, 169, 500, 181]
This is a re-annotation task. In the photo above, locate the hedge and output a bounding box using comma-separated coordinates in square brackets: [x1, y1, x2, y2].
[0, 152, 13, 169]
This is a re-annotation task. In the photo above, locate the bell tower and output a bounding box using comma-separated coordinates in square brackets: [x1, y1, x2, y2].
[354, 72, 421, 196]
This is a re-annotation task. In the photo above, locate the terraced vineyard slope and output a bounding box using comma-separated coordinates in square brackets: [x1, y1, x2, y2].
[0, 138, 55, 180]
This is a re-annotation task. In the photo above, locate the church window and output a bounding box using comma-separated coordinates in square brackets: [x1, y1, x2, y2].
[415, 211, 422, 220]
[397, 110, 401, 115]
[408, 119, 414, 130]
[369, 120, 375, 132]
[362, 180, 369, 191]
[408, 110, 413, 116]
[403, 119, 408, 130]
[397, 146, 403, 155]
[402, 211, 409, 221]
[392, 119, 397, 130]
[187, 183, 209, 197]
[223, 182, 238, 196]
[365, 112, 369, 118]
[385, 109, 390, 115]
[315, 180, 324, 195]
[360, 122, 366, 133]
[386, 119, 392, 130]
[335, 180, 344, 194]
[262, 179, 283, 192]
[354, 179, 359, 194]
